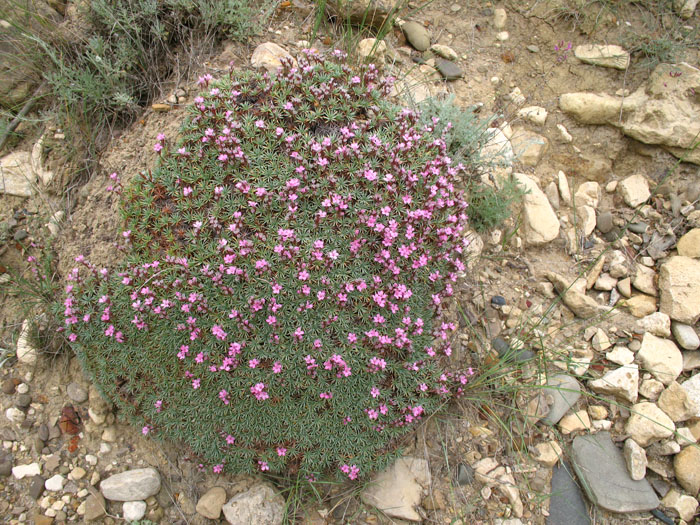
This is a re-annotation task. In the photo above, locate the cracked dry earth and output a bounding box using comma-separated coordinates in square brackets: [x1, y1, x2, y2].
[1, 0, 700, 524]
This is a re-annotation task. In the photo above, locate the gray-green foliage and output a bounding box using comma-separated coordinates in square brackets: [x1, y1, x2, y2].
[418, 96, 523, 232]
[0, 0, 273, 169]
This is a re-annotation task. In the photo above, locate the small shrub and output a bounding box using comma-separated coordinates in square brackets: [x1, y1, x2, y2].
[418, 95, 522, 232]
[63, 51, 475, 480]
[0, 0, 273, 172]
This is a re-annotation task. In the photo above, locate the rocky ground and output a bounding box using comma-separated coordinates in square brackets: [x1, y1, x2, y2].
[1, 0, 700, 523]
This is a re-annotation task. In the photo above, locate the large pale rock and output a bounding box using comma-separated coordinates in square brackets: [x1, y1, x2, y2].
[574, 181, 600, 208]
[530, 441, 562, 467]
[574, 44, 630, 70]
[619, 174, 650, 208]
[588, 364, 639, 403]
[100, 468, 161, 502]
[637, 333, 683, 385]
[661, 489, 699, 522]
[356, 38, 387, 64]
[16, 319, 38, 365]
[196, 487, 227, 520]
[546, 272, 608, 319]
[622, 294, 657, 318]
[674, 322, 700, 350]
[123, 501, 147, 521]
[430, 44, 458, 61]
[560, 63, 700, 165]
[636, 312, 670, 337]
[577, 205, 596, 236]
[677, 228, 700, 257]
[250, 43, 294, 73]
[325, 0, 397, 30]
[631, 263, 657, 296]
[559, 410, 591, 434]
[510, 129, 548, 166]
[674, 445, 700, 496]
[12, 463, 40, 479]
[659, 256, 700, 324]
[514, 173, 559, 245]
[658, 381, 699, 422]
[682, 373, 700, 418]
[222, 483, 284, 525]
[623, 439, 647, 481]
[361, 456, 430, 521]
[625, 402, 675, 446]
[0, 151, 37, 197]
[674, 0, 699, 18]
[517, 106, 547, 125]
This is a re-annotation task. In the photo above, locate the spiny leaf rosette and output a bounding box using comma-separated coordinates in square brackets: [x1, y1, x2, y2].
[63, 49, 473, 481]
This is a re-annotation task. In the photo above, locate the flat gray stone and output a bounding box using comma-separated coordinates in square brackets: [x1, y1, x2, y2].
[572, 432, 659, 513]
[435, 58, 463, 80]
[542, 374, 581, 425]
[547, 463, 590, 525]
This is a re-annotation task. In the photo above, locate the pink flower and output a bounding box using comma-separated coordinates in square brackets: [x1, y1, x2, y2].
[142, 426, 150, 435]
[211, 325, 227, 340]
[340, 464, 360, 480]
[226, 434, 235, 445]
[251, 383, 269, 401]
[258, 460, 269, 471]
[213, 464, 223, 474]
[219, 390, 230, 404]
[255, 120, 265, 129]
[183, 186, 193, 197]
[347, 332, 357, 343]
[272, 361, 283, 374]
[277, 447, 287, 457]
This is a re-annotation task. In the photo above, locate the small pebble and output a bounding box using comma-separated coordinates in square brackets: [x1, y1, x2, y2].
[628, 222, 648, 234]
[13, 230, 28, 241]
[30, 475, 46, 499]
[37, 424, 49, 442]
[435, 58, 463, 80]
[16, 383, 28, 394]
[527, 44, 540, 53]
[491, 295, 506, 307]
[492, 337, 510, 356]
[1, 379, 16, 395]
[15, 394, 31, 409]
[597, 211, 614, 234]
[66, 383, 88, 404]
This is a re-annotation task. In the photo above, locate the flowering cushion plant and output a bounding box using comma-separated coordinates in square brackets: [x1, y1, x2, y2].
[63, 49, 473, 480]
